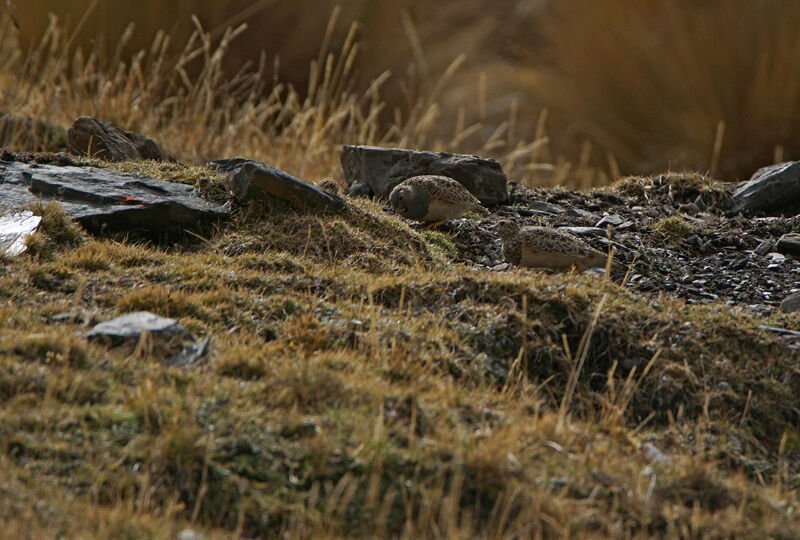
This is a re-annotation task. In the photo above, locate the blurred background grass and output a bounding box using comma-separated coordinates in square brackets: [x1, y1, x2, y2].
[5, 0, 800, 183]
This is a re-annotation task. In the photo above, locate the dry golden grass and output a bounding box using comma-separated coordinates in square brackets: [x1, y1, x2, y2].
[0, 7, 555, 187]
[2, 198, 800, 537]
[9, 0, 800, 181]
[2, 6, 800, 540]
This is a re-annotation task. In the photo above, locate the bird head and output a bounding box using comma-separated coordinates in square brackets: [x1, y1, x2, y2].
[389, 184, 428, 219]
[493, 219, 520, 240]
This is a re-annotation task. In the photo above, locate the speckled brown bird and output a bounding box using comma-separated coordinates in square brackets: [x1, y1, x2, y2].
[389, 175, 488, 227]
[495, 220, 612, 271]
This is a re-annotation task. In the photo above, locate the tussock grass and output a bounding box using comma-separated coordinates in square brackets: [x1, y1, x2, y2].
[2, 5, 800, 539]
[2, 200, 800, 536]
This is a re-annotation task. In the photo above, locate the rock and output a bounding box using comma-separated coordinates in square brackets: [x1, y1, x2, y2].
[780, 292, 800, 313]
[643, 443, 670, 464]
[340, 145, 508, 205]
[0, 211, 41, 256]
[67, 116, 168, 161]
[168, 336, 211, 367]
[0, 160, 227, 240]
[729, 161, 800, 215]
[566, 208, 599, 219]
[87, 311, 186, 340]
[527, 201, 565, 214]
[177, 529, 205, 540]
[776, 233, 800, 257]
[754, 239, 775, 256]
[558, 226, 607, 237]
[210, 158, 345, 213]
[595, 213, 625, 227]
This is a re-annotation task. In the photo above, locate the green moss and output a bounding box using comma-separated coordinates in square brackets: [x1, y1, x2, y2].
[653, 215, 695, 244]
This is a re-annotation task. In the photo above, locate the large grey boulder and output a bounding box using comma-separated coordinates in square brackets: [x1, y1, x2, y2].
[67, 116, 168, 162]
[340, 145, 508, 205]
[0, 159, 227, 240]
[729, 161, 800, 215]
[210, 158, 345, 213]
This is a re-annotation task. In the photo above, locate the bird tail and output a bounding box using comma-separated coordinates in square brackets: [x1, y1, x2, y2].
[476, 204, 490, 214]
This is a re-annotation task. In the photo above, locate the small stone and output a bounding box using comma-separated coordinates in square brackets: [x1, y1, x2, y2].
[558, 226, 607, 237]
[168, 337, 211, 367]
[566, 208, 598, 219]
[177, 529, 205, 540]
[527, 201, 565, 214]
[595, 213, 624, 227]
[754, 240, 775, 256]
[644, 443, 670, 464]
[87, 311, 186, 340]
[0, 211, 41, 256]
[780, 292, 800, 313]
[768, 252, 787, 264]
[679, 202, 700, 216]
[776, 233, 800, 257]
[491, 263, 509, 271]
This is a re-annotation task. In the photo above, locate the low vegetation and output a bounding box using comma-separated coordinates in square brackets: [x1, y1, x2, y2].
[1, 7, 800, 539]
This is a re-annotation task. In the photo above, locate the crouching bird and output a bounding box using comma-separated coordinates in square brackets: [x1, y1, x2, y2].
[389, 175, 488, 227]
[495, 219, 617, 272]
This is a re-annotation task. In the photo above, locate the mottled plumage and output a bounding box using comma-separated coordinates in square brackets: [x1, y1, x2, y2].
[495, 220, 611, 271]
[389, 175, 488, 224]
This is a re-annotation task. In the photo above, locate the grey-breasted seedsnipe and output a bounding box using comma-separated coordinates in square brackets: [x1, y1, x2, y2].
[495, 219, 613, 271]
[389, 175, 488, 227]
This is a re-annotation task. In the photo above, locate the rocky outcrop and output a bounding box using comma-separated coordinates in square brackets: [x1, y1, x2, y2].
[67, 116, 168, 161]
[0, 160, 227, 240]
[340, 145, 508, 205]
[211, 158, 346, 213]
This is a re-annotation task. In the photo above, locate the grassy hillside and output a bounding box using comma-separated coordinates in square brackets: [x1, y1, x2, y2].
[1, 9, 800, 539]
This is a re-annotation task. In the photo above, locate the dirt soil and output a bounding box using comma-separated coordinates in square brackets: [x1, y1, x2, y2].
[427, 173, 800, 318]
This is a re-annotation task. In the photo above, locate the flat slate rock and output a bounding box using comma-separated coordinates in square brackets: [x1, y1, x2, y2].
[0, 160, 227, 239]
[729, 161, 800, 215]
[0, 210, 41, 255]
[558, 226, 607, 237]
[67, 116, 168, 161]
[340, 145, 508, 205]
[210, 158, 345, 213]
[87, 311, 186, 340]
